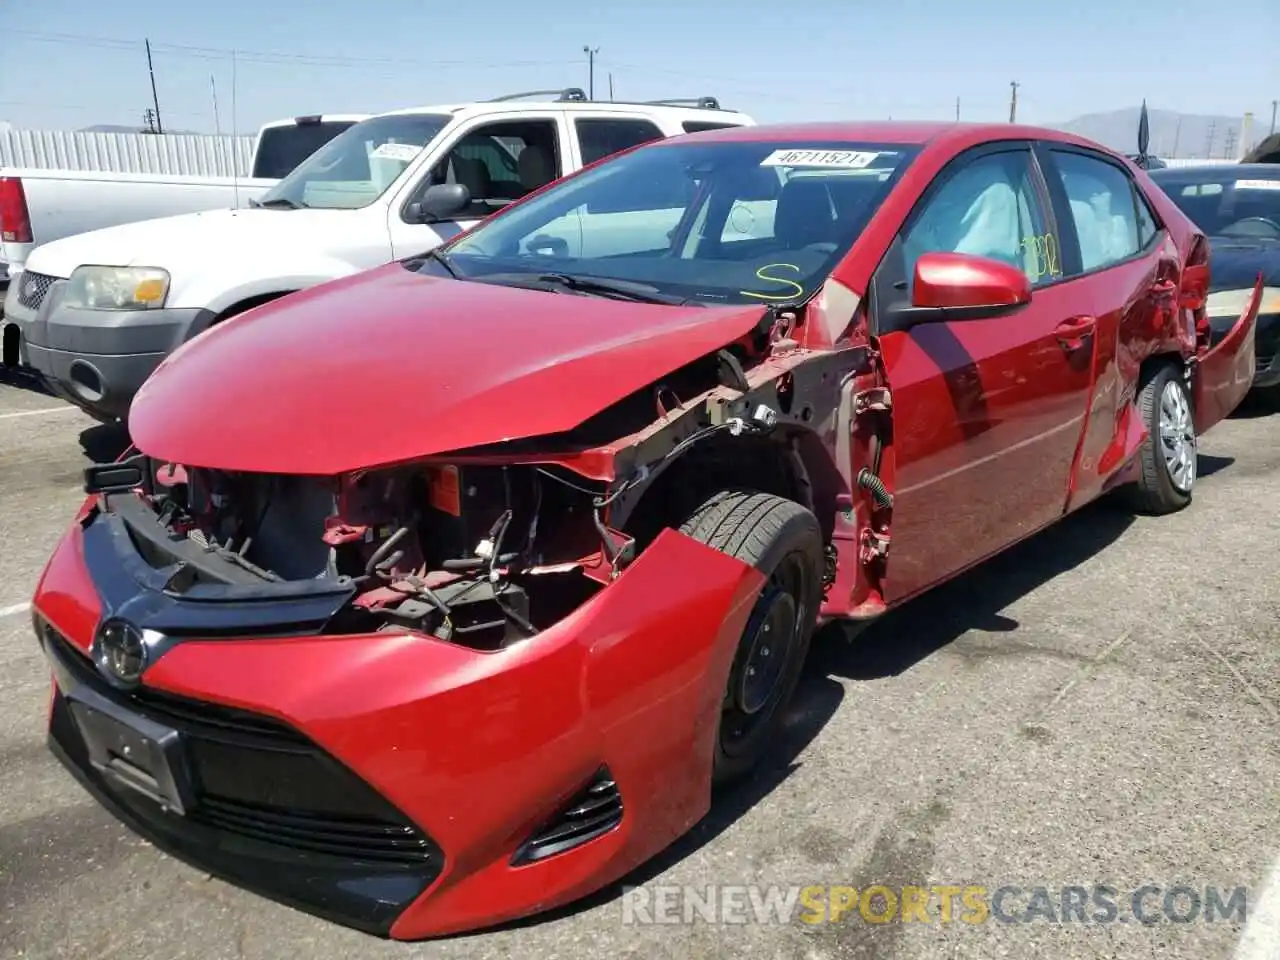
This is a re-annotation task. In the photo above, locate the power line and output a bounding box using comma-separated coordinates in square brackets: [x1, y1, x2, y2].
[0, 99, 210, 120]
[7, 29, 577, 70]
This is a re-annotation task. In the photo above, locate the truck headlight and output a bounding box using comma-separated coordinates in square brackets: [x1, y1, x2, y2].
[64, 266, 170, 311]
[1205, 286, 1280, 326]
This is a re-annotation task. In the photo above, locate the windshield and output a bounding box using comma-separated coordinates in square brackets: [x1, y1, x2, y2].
[436, 139, 920, 306]
[257, 113, 451, 210]
[252, 121, 359, 180]
[1151, 169, 1280, 239]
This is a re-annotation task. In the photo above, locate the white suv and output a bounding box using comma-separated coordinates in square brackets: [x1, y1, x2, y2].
[6, 89, 754, 421]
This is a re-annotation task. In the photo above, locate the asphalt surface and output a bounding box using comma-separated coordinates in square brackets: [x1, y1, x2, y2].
[1, 367, 1277, 960]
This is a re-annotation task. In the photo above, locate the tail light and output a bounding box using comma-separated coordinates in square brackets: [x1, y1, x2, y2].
[0, 177, 33, 244]
[1183, 236, 1211, 350]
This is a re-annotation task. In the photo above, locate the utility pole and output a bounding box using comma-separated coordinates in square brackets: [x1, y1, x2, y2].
[145, 38, 163, 134]
[1223, 127, 1237, 159]
[583, 45, 599, 100]
[955, 96, 960, 121]
[141, 108, 158, 134]
[1171, 116, 1182, 158]
[608, 72, 614, 101]
[1271, 100, 1278, 136]
[1008, 81, 1019, 123]
[1204, 119, 1216, 159]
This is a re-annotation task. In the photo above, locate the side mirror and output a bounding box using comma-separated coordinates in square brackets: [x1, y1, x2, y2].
[888, 251, 1032, 329]
[409, 183, 471, 222]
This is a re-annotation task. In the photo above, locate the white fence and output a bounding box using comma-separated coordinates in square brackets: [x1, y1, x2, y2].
[0, 129, 256, 178]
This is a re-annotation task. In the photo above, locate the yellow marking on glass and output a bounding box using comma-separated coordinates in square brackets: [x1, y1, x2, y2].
[740, 263, 805, 301]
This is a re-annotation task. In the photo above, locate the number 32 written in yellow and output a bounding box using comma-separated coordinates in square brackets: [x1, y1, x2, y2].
[1019, 234, 1061, 281]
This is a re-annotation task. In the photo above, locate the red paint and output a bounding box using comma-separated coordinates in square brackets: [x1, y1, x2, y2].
[34, 120, 1260, 940]
[1193, 275, 1262, 434]
[129, 269, 769, 474]
[34, 524, 762, 939]
[912, 252, 1031, 309]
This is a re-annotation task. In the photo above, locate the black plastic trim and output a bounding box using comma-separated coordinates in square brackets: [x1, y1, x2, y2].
[512, 766, 622, 865]
[79, 495, 356, 653]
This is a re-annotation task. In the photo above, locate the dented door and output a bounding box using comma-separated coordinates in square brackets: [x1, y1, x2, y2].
[1193, 276, 1261, 435]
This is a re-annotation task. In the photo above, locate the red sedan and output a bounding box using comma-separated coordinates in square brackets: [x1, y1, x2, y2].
[31, 121, 1258, 939]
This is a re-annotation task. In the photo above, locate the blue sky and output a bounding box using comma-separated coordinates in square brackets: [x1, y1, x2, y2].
[1, 0, 1276, 133]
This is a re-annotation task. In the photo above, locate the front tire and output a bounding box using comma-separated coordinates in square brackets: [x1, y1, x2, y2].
[678, 490, 824, 784]
[1126, 363, 1196, 514]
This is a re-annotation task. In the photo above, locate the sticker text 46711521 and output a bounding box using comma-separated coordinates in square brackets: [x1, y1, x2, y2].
[760, 149, 882, 169]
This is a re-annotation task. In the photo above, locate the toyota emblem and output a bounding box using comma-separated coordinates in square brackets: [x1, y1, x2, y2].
[94, 618, 149, 686]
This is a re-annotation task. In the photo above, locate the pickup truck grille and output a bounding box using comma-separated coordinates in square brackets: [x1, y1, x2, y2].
[16, 271, 56, 311]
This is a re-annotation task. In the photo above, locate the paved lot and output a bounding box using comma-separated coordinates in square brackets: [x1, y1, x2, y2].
[1, 368, 1277, 960]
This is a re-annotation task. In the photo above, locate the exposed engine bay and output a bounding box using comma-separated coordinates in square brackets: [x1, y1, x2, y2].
[83, 329, 882, 650]
[99, 459, 634, 650]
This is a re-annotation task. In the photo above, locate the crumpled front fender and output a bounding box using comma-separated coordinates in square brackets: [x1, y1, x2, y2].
[123, 528, 765, 938]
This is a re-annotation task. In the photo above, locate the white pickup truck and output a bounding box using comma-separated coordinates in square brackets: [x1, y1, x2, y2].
[3, 89, 754, 420]
[0, 114, 364, 280]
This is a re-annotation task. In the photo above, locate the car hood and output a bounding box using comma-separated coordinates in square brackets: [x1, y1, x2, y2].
[1207, 236, 1280, 291]
[129, 264, 769, 475]
[26, 207, 357, 279]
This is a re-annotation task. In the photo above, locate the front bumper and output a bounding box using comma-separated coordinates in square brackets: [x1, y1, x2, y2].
[32, 503, 762, 938]
[7, 274, 206, 420]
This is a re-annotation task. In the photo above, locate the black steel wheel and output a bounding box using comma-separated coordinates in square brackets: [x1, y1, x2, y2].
[678, 489, 824, 783]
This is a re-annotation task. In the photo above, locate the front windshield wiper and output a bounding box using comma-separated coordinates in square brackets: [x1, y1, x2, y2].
[422, 247, 460, 278]
[478, 271, 688, 305]
[249, 197, 308, 209]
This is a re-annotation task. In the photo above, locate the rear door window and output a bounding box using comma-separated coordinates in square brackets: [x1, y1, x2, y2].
[574, 118, 665, 166]
[252, 121, 358, 179]
[1045, 150, 1144, 273]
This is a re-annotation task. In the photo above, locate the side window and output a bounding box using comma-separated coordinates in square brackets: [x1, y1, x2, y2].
[1049, 150, 1142, 273]
[575, 118, 665, 166]
[682, 121, 741, 134]
[427, 119, 562, 218]
[1134, 186, 1159, 247]
[902, 149, 1060, 287]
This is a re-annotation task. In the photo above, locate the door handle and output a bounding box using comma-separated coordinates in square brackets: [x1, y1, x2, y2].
[1055, 315, 1096, 350]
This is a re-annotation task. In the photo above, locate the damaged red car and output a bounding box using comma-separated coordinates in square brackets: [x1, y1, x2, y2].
[32, 122, 1259, 939]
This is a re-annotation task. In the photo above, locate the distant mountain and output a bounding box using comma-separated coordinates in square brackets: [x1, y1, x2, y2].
[1052, 107, 1269, 160]
[80, 124, 203, 135]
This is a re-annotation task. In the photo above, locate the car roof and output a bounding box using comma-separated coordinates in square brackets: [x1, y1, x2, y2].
[663, 120, 1121, 153]
[257, 114, 371, 130]
[375, 100, 752, 122]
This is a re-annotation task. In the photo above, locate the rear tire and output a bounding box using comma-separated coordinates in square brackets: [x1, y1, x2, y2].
[678, 490, 824, 784]
[1125, 363, 1196, 514]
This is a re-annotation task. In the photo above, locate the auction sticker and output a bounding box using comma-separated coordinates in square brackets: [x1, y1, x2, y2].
[760, 149, 880, 168]
[372, 142, 424, 163]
